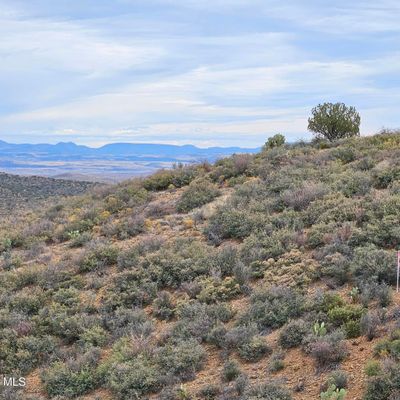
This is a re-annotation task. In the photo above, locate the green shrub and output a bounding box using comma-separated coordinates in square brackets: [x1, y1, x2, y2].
[106, 356, 161, 399]
[328, 305, 364, 327]
[177, 179, 219, 212]
[240, 286, 304, 330]
[222, 360, 241, 382]
[282, 181, 327, 211]
[246, 382, 292, 400]
[364, 360, 381, 377]
[206, 205, 257, 243]
[363, 376, 392, 400]
[196, 277, 241, 303]
[79, 326, 108, 348]
[268, 351, 285, 373]
[264, 134, 286, 149]
[157, 339, 205, 381]
[237, 335, 271, 362]
[41, 349, 100, 398]
[78, 241, 118, 272]
[352, 245, 396, 284]
[152, 291, 176, 320]
[342, 320, 361, 339]
[198, 384, 220, 399]
[279, 319, 308, 348]
[327, 370, 348, 389]
[360, 312, 380, 341]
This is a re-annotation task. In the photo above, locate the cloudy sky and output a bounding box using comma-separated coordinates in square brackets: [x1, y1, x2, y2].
[0, 0, 399, 147]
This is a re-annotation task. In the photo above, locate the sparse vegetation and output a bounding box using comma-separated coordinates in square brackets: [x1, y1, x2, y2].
[1, 132, 399, 399]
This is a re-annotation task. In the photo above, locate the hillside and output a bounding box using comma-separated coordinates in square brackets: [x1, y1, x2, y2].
[0, 133, 399, 400]
[0, 173, 98, 214]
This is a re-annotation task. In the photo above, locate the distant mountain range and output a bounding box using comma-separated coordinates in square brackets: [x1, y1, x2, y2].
[0, 139, 260, 182]
[0, 140, 259, 161]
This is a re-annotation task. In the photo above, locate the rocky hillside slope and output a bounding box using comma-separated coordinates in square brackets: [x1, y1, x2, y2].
[0, 172, 97, 214]
[0, 132, 399, 400]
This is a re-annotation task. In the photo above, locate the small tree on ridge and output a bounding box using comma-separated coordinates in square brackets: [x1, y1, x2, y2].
[308, 102, 360, 142]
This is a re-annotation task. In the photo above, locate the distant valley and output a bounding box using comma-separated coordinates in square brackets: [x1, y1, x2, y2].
[0, 140, 259, 182]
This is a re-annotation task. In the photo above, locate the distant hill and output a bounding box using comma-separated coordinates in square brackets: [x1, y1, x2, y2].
[0, 139, 260, 181]
[0, 172, 98, 213]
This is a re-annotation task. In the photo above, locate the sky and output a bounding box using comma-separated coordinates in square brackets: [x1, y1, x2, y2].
[0, 0, 399, 147]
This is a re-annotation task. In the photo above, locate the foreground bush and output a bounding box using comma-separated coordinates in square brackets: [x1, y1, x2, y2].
[176, 179, 219, 212]
[41, 350, 100, 398]
[239, 286, 304, 331]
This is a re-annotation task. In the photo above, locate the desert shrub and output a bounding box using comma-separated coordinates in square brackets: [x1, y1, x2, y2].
[177, 179, 219, 212]
[351, 245, 395, 285]
[367, 215, 400, 248]
[78, 241, 118, 272]
[142, 239, 212, 288]
[373, 164, 400, 189]
[106, 355, 161, 399]
[172, 302, 233, 343]
[52, 287, 81, 308]
[0, 332, 56, 374]
[237, 335, 271, 362]
[103, 272, 158, 309]
[364, 360, 382, 377]
[1, 252, 23, 271]
[68, 231, 92, 248]
[115, 215, 145, 239]
[268, 351, 285, 372]
[337, 171, 372, 197]
[235, 373, 250, 395]
[142, 170, 177, 191]
[319, 251, 351, 285]
[306, 222, 337, 249]
[328, 305, 364, 338]
[206, 205, 257, 243]
[222, 360, 241, 382]
[360, 312, 381, 341]
[41, 349, 100, 398]
[246, 382, 292, 400]
[152, 291, 176, 320]
[239, 286, 304, 331]
[279, 319, 308, 348]
[223, 324, 258, 351]
[332, 146, 356, 163]
[207, 324, 228, 348]
[112, 184, 149, 209]
[9, 287, 46, 315]
[198, 384, 221, 399]
[363, 376, 392, 400]
[309, 330, 348, 369]
[210, 154, 253, 182]
[282, 182, 327, 211]
[196, 277, 241, 303]
[327, 370, 348, 389]
[262, 250, 319, 289]
[157, 339, 205, 381]
[342, 320, 361, 339]
[116, 246, 140, 270]
[79, 326, 109, 349]
[314, 292, 345, 314]
[240, 230, 292, 266]
[105, 308, 153, 339]
[143, 166, 197, 191]
[37, 305, 98, 343]
[264, 134, 286, 149]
